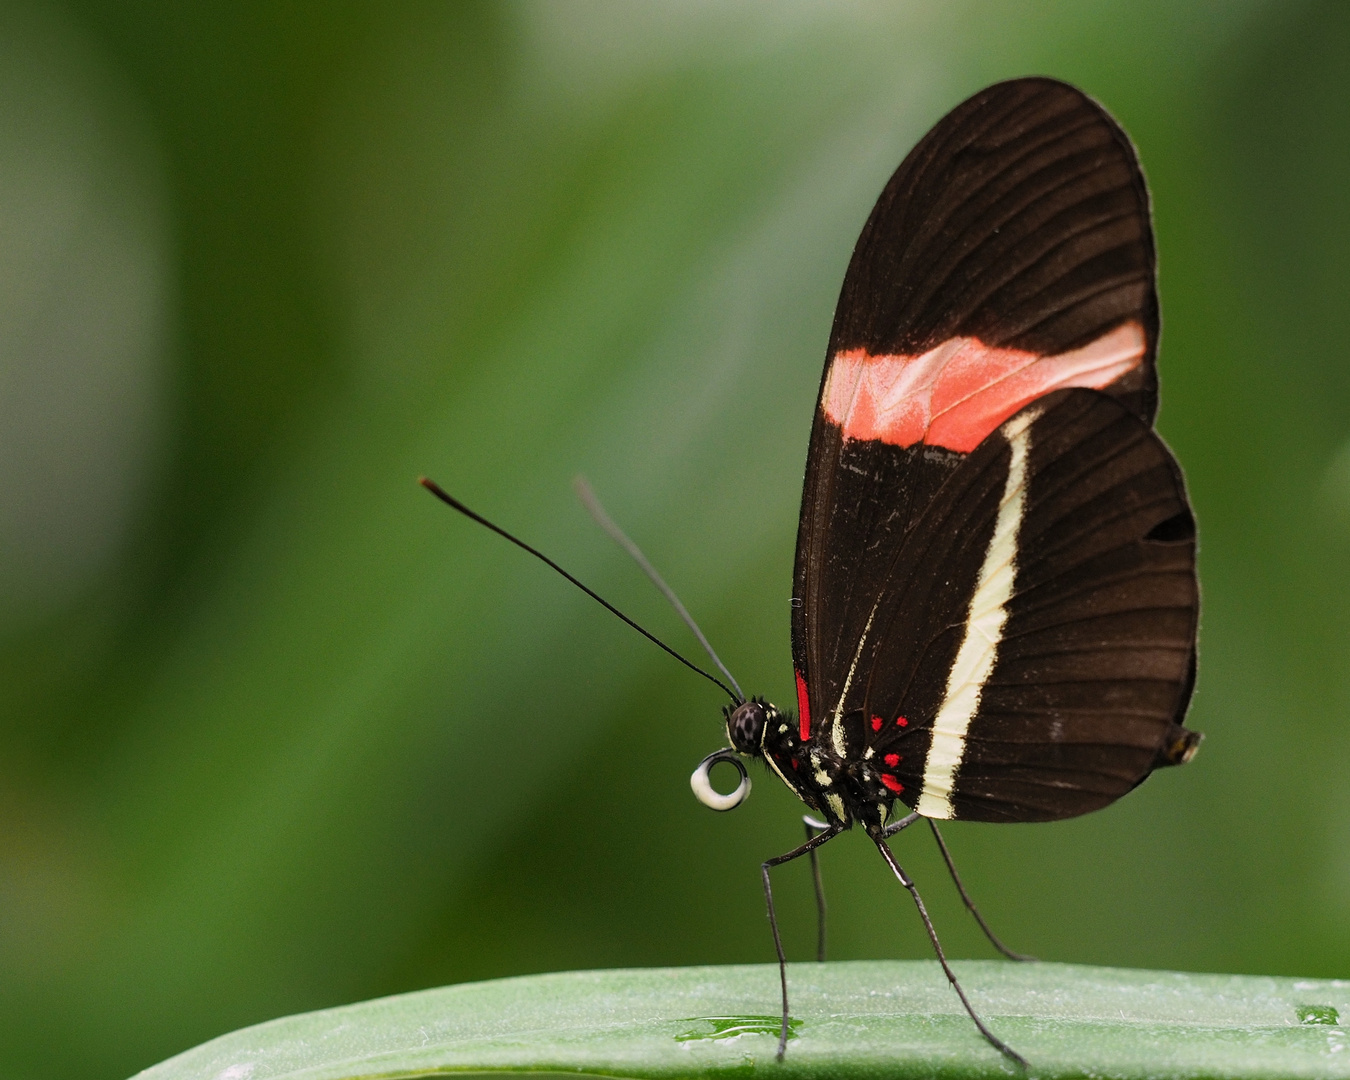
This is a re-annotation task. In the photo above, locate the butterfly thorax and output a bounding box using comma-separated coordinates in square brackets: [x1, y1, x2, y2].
[724, 699, 893, 830]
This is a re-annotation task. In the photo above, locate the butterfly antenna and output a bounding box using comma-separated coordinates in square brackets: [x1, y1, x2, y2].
[419, 477, 740, 703]
[573, 476, 745, 704]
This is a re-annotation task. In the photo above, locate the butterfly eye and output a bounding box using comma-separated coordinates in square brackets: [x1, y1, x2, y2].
[726, 700, 768, 753]
[691, 750, 751, 811]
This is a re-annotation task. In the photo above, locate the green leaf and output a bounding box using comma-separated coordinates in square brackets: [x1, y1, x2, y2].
[132, 961, 1350, 1080]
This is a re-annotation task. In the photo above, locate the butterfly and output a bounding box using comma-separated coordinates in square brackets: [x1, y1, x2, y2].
[425, 75, 1200, 1071]
[688, 76, 1200, 1066]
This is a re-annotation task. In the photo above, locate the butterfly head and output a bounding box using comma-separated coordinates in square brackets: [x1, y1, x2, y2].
[689, 699, 783, 813]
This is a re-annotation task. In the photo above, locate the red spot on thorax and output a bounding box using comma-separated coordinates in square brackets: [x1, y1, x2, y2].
[896, 716, 908, 727]
[870, 715, 884, 732]
[795, 670, 811, 742]
[884, 753, 900, 767]
[821, 322, 1145, 453]
[880, 774, 904, 794]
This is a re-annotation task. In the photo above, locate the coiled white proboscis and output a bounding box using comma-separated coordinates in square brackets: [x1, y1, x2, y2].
[691, 750, 751, 811]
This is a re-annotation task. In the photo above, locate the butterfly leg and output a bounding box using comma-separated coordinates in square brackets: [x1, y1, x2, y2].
[870, 831, 1028, 1070]
[763, 822, 844, 1061]
[928, 818, 1036, 962]
[803, 815, 830, 963]
[883, 808, 920, 837]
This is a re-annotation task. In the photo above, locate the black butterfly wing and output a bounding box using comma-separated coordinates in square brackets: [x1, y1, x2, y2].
[790, 78, 1198, 822]
[847, 390, 1197, 822]
[827, 76, 1158, 409]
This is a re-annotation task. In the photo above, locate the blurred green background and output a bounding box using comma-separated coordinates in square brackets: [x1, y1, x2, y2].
[2, 2, 1349, 1077]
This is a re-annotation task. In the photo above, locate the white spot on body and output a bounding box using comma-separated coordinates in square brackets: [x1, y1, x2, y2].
[917, 408, 1039, 819]
[826, 793, 846, 819]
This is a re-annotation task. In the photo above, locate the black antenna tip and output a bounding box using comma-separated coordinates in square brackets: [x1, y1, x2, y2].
[420, 476, 453, 504]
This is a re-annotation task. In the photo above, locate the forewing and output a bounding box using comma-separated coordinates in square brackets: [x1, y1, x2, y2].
[828, 76, 1158, 404]
[792, 77, 1161, 749]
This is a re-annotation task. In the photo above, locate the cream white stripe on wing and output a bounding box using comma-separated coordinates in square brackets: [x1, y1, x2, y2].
[916, 407, 1040, 819]
[830, 603, 880, 757]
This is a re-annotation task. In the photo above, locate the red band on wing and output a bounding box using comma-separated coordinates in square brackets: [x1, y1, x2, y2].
[795, 669, 811, 742]
[822, 321, 1145, 453]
